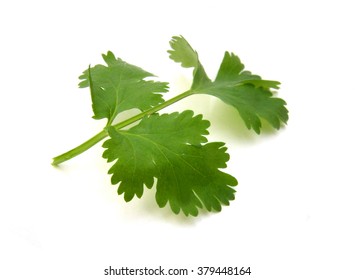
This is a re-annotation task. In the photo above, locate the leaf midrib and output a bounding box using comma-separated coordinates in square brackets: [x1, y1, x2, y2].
[120, 131, 206, 179]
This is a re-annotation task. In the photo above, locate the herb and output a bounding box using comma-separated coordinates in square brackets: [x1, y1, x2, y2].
[52, 36, 288, 216]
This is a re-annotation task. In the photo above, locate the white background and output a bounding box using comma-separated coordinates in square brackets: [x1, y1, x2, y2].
[1, 0, 354, 279]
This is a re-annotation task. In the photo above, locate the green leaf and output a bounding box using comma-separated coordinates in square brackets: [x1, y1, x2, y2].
[79, 51, 169, 126]
[199, 51, 288, 133]
[215, 51, 280, 89]
[102, 110, 237, 216]
[168, 38, 288, 133]
[204, 85, 288, 133]
[168, 36, 211, 90]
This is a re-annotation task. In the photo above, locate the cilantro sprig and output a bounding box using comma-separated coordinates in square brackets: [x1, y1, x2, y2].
[52, 36, 288, 216]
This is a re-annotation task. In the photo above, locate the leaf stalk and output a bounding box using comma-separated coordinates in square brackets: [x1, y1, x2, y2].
[52, 90, 193, 165]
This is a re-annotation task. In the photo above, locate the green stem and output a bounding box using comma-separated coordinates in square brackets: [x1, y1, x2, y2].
[52, 89, 193, 166]
[52, 129, 108, 166]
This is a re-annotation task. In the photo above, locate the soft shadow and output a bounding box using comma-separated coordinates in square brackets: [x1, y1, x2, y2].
[206, 96, 283, 145]
[206, 98, 258, 144]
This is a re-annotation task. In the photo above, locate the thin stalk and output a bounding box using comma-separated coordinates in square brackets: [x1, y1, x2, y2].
[52, 130, 108, 166]
[52, 89, 193, 166]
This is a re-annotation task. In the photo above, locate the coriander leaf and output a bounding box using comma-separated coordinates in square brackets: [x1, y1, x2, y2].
[79, 51, 169, 126]
[168, 36, 211, 89]
[102, 110, 237, 216]
[203, 85, 288, 133]
[215, 51, 280, 89]
[169, 37, 288, 133]
[200, 51, 288, 133]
